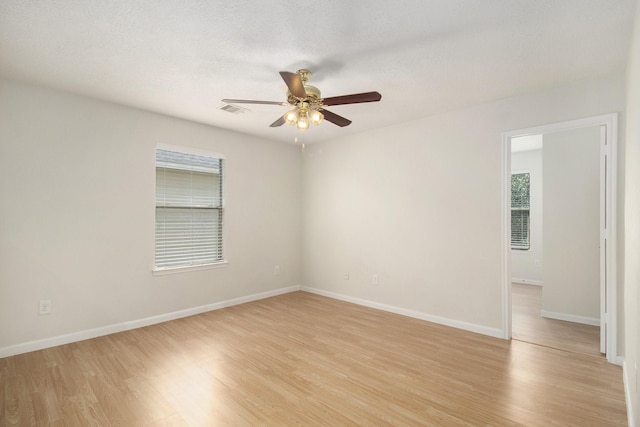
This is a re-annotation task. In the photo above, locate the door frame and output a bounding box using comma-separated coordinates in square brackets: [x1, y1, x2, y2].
[500, 113, 619, 365]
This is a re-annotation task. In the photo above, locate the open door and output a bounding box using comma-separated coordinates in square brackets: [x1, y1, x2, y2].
[600, 124, 608, 354]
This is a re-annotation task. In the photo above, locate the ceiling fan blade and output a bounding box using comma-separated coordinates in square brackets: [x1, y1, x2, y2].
[222, 99, 287, 106]
[320, 109, 352, 127]
[322, 91, 382, 106]
[269, 115, 286, 127]
[279, 71, 307, 99]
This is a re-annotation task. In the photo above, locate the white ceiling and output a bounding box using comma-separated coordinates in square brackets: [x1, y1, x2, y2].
[0, 1, 636, 144]
[511, 134, 542, 153]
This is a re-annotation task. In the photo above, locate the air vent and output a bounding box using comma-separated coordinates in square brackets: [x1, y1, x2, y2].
[219, 103, 249, 114]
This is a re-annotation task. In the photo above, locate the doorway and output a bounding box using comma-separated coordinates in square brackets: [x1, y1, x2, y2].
[500, 114, 618, 364]
[511, 129, 600, 355]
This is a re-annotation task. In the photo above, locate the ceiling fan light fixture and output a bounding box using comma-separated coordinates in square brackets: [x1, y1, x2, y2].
[310, 109, 324, 126]
[284, 109, 299, 125]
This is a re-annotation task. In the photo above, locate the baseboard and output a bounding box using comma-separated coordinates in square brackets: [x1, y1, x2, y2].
[0, 285, 301, 358]
[511, 278, 543, 286]
[301, 286, 504, 339]
[623, 359, 636, 427]
[540, 309, 600, 326]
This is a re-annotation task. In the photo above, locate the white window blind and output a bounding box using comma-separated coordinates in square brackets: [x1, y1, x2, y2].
[155, 149, 224, 269]
[511, 172, 530, 250]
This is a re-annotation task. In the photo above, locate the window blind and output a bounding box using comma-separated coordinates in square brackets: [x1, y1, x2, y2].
[155, 149, 224, 268]
[511, 173, 530, 250]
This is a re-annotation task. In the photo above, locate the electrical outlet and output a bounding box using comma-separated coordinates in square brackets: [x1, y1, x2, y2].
[39, 300, 51, 315]
[344, 272, 350, 280]
[372, 274, 379, 285]
[274, 265, 280, 275]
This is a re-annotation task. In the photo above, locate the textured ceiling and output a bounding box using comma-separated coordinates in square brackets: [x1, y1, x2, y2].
[0, 1, 637, 144]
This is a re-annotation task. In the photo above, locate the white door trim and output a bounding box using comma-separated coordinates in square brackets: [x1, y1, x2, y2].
[500, 113, 618, 365]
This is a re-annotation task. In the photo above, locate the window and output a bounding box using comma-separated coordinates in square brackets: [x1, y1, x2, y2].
[155, 148, 224, 270]
[511, 172, 530, 250]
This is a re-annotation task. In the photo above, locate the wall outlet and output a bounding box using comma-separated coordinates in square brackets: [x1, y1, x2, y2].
[372, 274, 379, 285]
[39, 300, 51, 315]
[274, 265, 280, 275]
[344, 272, 350, 280]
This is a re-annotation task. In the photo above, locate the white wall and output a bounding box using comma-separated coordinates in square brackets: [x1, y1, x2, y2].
[624, 3, 640, 423]
[0, 79, 302, 351]
[541, 127, 601, 322]
[302, 72, 626, 335]
[510, 148, 543, 284]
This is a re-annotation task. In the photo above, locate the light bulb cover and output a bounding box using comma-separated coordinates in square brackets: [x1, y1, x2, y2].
[296, 113, 309, 131]
[310, 109, 324, 125]
[284, 109, 299, 125]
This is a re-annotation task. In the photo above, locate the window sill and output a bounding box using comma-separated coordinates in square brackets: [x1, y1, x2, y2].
[152, 260, 228, 276]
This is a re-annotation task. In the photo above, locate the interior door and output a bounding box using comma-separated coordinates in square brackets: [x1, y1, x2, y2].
[599, 124, 608, 354]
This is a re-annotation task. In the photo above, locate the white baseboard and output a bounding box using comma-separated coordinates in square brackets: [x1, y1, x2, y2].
[511, 278, 543, 286]
[540, 309, 600, 326]
[0, 285, 301, 358]
[301, 286, 504, 339]
[623, 359, 636, 427]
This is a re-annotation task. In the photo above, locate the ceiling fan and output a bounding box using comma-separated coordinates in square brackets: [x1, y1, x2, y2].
[222, 69, 382, 131]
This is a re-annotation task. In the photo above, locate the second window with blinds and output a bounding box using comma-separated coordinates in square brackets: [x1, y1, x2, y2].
[511, 172, 530, 250]
[155, 148, 225, 271]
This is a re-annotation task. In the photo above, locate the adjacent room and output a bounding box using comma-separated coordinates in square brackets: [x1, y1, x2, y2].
[1, 1, 640, 425]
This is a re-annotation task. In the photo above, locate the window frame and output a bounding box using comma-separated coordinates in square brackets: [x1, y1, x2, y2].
[510, 171, 531, 251]
[152, 144, 227, 275]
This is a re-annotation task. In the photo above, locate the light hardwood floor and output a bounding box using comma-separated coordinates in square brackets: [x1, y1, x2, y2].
[1, 291, 627, 426]
[512, 283, 601, 356]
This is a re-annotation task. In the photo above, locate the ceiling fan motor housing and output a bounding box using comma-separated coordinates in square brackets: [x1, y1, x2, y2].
[288, 86, 321, 105]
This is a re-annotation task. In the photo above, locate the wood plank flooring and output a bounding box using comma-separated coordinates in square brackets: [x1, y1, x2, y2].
[0, 291, 627, 426]
[512, 283, 601, 356]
